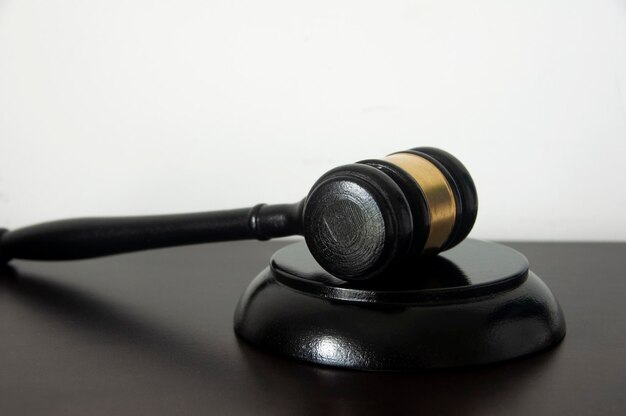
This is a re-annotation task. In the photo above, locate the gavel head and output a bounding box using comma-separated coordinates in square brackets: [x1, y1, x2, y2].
[302, 147, 478, 281]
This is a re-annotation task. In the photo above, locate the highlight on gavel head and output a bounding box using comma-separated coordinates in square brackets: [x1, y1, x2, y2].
[302, 147, 478, 281]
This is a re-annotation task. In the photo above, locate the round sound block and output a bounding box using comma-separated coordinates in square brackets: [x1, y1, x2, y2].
[234, 239, 566, 370]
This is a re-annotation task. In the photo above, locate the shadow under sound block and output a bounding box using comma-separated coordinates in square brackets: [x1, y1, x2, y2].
[234, 239, 566, 371]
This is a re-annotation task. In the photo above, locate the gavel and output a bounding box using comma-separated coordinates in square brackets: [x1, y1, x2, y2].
[0, 147, 477, 281]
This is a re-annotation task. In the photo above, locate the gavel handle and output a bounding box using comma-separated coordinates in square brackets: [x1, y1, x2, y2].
[0, 201, 304, 263]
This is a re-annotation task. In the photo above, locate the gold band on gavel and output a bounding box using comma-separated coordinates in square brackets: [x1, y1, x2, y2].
[384, 153, 457, 251]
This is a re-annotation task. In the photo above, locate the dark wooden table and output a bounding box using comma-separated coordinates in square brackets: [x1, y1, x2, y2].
[1, 241, 624, 415]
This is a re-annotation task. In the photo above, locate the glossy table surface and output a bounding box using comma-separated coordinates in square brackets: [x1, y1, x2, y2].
[1, 241, 624, 415]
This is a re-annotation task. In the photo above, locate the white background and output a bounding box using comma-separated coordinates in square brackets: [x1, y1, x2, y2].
[1, 0, 625, 241]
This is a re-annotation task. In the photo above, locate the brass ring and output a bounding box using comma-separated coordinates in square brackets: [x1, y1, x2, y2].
[384, 152, 456, 251]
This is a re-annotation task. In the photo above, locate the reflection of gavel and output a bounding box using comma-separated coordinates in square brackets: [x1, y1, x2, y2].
[0, 147, 477, 281]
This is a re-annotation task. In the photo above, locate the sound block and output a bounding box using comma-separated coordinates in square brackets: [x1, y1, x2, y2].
[234, 239, 566, 371]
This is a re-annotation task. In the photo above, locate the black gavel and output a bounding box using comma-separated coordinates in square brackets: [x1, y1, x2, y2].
[0, 147, 477, 281]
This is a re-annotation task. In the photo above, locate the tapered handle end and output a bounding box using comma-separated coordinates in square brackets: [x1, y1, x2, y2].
[0, 229, 10, 264]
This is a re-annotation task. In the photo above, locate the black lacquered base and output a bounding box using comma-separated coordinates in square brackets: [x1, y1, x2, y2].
[234, 239, 566, 371]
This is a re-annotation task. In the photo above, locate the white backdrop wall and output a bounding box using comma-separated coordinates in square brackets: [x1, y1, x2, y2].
[1, 0, 625, 241]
